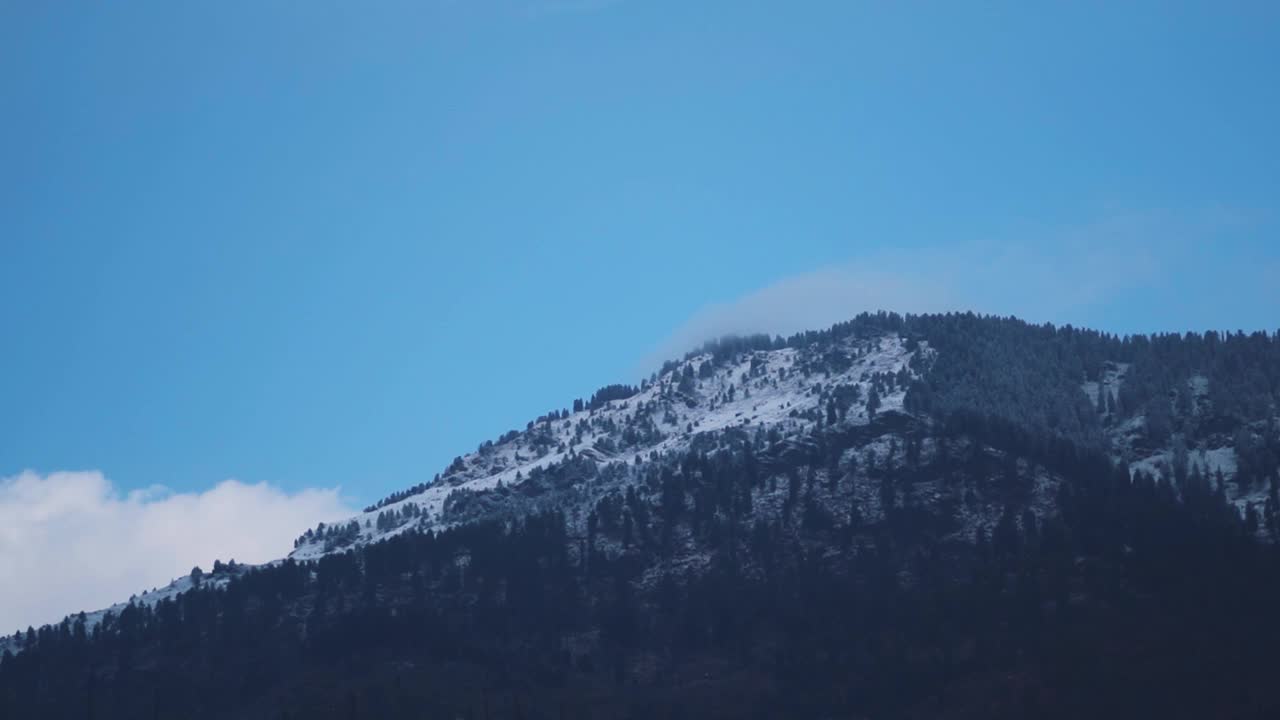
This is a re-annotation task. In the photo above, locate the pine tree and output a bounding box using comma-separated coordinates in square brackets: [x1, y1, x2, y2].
[866, 384, 881, 418]
[1245, 502, 1260, 536]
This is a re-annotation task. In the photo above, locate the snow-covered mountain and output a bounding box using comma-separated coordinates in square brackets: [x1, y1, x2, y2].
[8, 313, 1280, 720]
[7, 314, 1278, 660]
[290, 334, 924, 561]
[0, 334, 921, 652]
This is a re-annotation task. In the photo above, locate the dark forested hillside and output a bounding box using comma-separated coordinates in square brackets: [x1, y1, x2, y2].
[3, 312, 1279, 719]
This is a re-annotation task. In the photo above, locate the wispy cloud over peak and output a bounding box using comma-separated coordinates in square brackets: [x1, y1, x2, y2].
[642, 209, 1270, 370]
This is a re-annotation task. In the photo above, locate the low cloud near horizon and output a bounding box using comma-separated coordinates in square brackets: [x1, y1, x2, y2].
[0, 470, 354, 633]
[643, 210, 1274, 369]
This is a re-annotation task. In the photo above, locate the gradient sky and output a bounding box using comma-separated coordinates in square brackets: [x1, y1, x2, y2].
[3, 0, 1278, 507]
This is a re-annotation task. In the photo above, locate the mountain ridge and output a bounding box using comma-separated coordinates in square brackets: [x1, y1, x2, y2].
[5, 311, 1279, 719]
[9, 311, 1278, 650]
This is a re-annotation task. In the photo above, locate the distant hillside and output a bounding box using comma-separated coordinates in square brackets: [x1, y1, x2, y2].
[4, 312, 1279, 719]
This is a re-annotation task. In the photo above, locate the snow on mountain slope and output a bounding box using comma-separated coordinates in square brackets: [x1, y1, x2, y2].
[0, 333, 921, 658]
[0, 570, 241, 657]
[289, 334, 924, 560]
[9, 321, 1274, 657]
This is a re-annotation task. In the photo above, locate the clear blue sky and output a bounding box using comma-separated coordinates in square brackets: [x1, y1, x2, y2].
[3, 1, 1277, 504]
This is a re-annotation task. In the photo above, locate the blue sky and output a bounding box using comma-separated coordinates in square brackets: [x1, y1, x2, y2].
[2, 0, 1278, 511]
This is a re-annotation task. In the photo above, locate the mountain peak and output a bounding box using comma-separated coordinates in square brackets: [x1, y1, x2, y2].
[290, 331, 925, 560]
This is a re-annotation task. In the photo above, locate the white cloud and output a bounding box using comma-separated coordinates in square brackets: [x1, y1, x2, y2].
[640, 266, 962, 370]
[0, 470, 353, 633]
[642, 210, 1256, 369]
